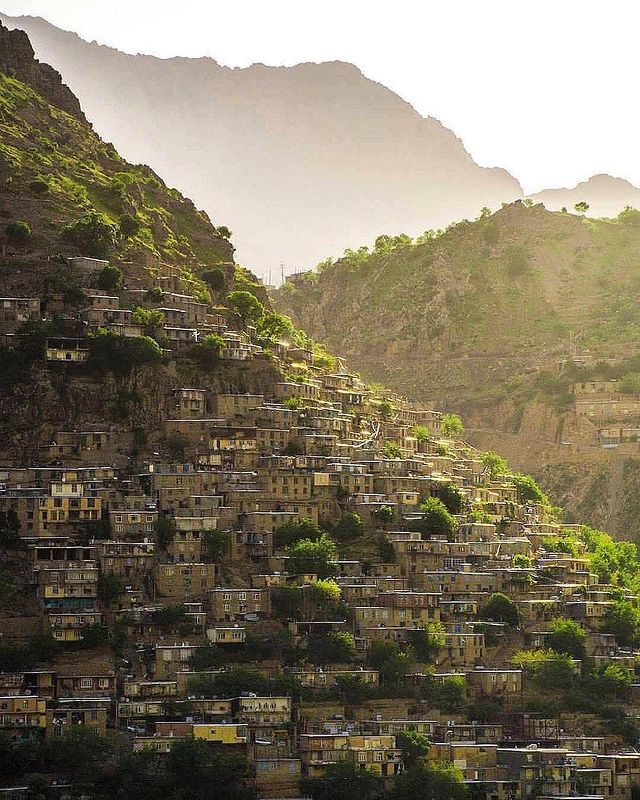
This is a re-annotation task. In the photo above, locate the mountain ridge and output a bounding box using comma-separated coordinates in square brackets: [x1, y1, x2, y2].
[0, 12, 522, 276]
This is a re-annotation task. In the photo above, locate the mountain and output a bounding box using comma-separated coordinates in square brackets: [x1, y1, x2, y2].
[273, 201, 640, 532]
[532, 174, 640, 218]
[0, 13, 523, 277]
[0, 22, 236, 299]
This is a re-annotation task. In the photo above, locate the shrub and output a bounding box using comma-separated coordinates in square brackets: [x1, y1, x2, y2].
[548, 617, 586, 659]
[118, 214, 140, 238]
[96, 263, 124, 291]
[441, 413, 464, 436]
[5, 220, 31, 244]
[480, 592, 520, 627]
[62, 210, 117, 258]
[202, 266, 226, 290]
[409, 497, 456, 538]
[286, 534, 338, 578]
[29, 178, 49, 194]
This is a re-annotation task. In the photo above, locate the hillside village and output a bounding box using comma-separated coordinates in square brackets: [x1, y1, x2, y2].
[3, 20, 640, 800]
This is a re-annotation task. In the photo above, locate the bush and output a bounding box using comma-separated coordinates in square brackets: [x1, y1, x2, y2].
[191, 333, 224, 367]
[202, 266, 226, 290]
[409, 497, 456, 539]
[88, 331, 162, 373]
[5, 220, 31, 244]
[441, 413, 464, 436]
[480, 592, 520, 627]
[118, 213, 140, 238]
[548, 617, 586, 659]
[62, 210, 117, 258]
[96, 263, 124, 291]
[29, 178, 49, 194]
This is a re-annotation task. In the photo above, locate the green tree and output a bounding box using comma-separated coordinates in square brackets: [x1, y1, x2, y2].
[0, 509, 21, 548]
[481, 451, 509, 479]
[88, 331, 162, 373]
[603, 600, 640, 647]
[397, 730, 431, 768]
[152, 604, 187, 631]
[226, 290, 265, 325]
[6, 220, 31, 245]
[413, 425, 430, 442]
[307, 631, 356, 664]
[513, 554, 532, 568]
[62, 210, 117, 258]
[97, 574, 124, 609]
[575, 201, 590, 214]
[548, 617, 586, 659]
[435, 483, 465, 514]
[480, 592, 520, 627]
[118, 213, 140, 238]
[154, 515, 175, 550]
[375, 505, 394, 528]
[274, 517, 323, 548]
[202, 266, 226, 290]
[192, 332, 225, 367]
[300, 761, 380, 800]
[203, 529, 229, 562]
[407, 623, 446, 662]
[387, 761, 468, 800]
[286, 534, 338, 578]
[335, 512, 364, 540]
[379, 400, 394, 418]
[96, 263, 124, 290]
[383, 442, 403, 459]
[410, 497, 456, 539]
[512, 473, 548, 505]
[441, 413, 464, 436]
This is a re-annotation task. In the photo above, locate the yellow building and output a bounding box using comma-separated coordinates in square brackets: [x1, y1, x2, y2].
[0, 696, 46, 736]
[193, 723, 249, 744]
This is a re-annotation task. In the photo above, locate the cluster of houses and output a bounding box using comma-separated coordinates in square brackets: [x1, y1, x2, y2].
[1, 265, 640, 799]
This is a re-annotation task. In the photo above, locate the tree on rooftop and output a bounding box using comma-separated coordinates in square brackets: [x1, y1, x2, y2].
[548, 617, 586, 659]
[226, 290, 265, 326]
[479, 592, 520, 627]
[441, 413, 464, 436]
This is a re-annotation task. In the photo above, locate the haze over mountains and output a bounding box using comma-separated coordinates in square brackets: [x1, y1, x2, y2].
[1, 13, 639, 278]
[0, 13, 516, 276]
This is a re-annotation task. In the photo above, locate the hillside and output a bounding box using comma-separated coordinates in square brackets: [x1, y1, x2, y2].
[0, 23, 233, 292]
[0, 13, 522, 276]
[4, 23, 640, 800]
[274, 201, 640, 532]
[532, 174, 640, 218]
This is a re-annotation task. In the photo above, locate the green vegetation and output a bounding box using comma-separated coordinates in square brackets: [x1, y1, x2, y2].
[0, 71, 233, 270]
[548, 617, 587, 659]
[285, 534, 338, 578]
[441, 413, 464, 436]
[480, 592, 520, 626]
[481, 451, 509, 479]
[409, 497, 457, 538]
[5, 219, 31, 244]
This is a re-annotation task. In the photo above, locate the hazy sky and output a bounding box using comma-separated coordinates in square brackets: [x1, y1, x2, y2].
[1, 0, 637, 193]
